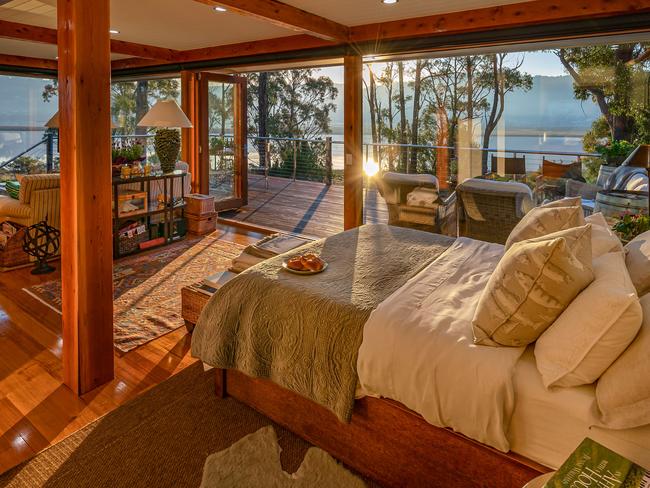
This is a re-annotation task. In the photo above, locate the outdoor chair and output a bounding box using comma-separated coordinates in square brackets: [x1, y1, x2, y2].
[377, 172, 442, 232]
[456, 178, 534, 244]
[535, 159, 584, 202]
[490, 155, 526, 176]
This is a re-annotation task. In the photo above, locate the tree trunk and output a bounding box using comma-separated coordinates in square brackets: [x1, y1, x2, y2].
[481, 55, 505, 174]
[398, 62, 408, 172]
[258, 72, 268, 168]
[409, 61, 422, 174]
[365, 67, 379, 162]
[135, 80, 148, 136]
[466, 56, 474, 142]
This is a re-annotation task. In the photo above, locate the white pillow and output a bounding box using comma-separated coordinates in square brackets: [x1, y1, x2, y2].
[585, 212, 623, 258]
[534, 251, 642, 388]
[596, 294, 650, 429]
[624, 230, 650, 297]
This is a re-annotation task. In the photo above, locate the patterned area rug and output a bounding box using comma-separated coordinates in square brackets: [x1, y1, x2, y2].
[23, 234, 244, 352]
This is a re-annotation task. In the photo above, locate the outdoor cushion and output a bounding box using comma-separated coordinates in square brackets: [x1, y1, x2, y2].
[624, 230, 650, 297]
[472, 224, 594, 347]
[406, 187, 438, 208]
[5, 181, 20, 200]
[596, 293, 650, 429]
[382, 172, 439, 190]
[535, 250, 641, 388]
[18, 173, 59, 204]
[540, 196, 581, 208]
[505, 203, 585, 250]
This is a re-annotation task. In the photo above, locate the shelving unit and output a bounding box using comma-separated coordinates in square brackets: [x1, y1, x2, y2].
[112, 171, 188, 258]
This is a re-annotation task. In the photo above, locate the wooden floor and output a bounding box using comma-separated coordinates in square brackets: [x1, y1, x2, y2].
[219, 175, 389, 238]
[0, 223, 264, 475]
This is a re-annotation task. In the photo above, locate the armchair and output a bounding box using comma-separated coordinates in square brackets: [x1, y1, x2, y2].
[0, 174, 60, 229]
[456, 178, 534, 244]
[377, 172, 442, 232]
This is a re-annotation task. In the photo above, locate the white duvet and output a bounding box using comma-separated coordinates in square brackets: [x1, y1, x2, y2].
[357, 237, 526, 452]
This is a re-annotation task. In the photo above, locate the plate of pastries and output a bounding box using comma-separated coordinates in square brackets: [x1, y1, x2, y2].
[282, 253, 327, 275]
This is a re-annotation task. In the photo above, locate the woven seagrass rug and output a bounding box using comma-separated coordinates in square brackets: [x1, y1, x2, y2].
[23, 234, 245, 352]
[0, 363, 314, 488]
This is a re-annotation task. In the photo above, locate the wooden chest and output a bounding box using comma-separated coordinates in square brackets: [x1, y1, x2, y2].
[187, 212, 217, 235]
[186, 194, 215, 217]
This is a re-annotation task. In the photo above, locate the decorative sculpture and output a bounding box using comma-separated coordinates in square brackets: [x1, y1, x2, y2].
[22, 219, 60, 275]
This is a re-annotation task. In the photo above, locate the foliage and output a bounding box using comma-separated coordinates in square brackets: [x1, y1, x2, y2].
[209, 136, 233, 155]
[594, 139, 635, 162]
[112, 140, 144, 164]
[11, 156, 44, 175]
[612, 213, 650, 242]
[248, 69, 338, 180]
[556, 44, 650, 144]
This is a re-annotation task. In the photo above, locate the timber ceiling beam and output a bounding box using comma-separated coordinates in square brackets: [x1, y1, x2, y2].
[349, 0, 650, 43]
[0, 53, 57, 70]
[112, 0, 650, 73]
[0, 19, 181, 61]
[193, 0, 350, 42]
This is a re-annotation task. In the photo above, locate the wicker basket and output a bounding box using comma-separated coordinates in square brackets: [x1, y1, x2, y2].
[186, 194, 215, 217]
[0, 222, 30, 268]
[118, 226, 148, 255]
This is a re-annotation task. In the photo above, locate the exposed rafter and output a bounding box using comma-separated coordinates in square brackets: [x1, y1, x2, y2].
[0, 19, 181, 61]
[0, 53, 57, 70]
[193, 0, 350, 42]
[112, 0, 650, 72]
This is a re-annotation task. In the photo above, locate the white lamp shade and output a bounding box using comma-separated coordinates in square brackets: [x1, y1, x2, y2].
[45, 111, 120, 129]
[137, 100, 193, 128]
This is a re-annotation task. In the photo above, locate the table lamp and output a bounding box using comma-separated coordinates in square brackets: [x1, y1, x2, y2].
[137, 100, 193, 174]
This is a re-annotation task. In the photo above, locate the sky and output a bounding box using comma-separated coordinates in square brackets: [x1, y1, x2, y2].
[317, 50, 566, 83]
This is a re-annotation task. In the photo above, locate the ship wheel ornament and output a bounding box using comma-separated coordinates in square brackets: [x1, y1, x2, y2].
[22, 219, 60, 275]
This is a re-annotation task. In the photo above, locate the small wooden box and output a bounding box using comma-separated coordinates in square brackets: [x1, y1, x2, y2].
[186, 194, 215, 217]
[181, 270, 236, 332]
[117, 191, 148, 217]
[187, 212, 217, 235]
[0, 222, 29, 269]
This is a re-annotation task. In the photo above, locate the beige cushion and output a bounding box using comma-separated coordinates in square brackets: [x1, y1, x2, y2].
[18, 173, 60, 204]
[596, 294, 650, 429]
[585, 212, 623, 258]
[406, 187, 438, 208]
[542, 196, 582, 208]
[535, 251, 642, 388]
[624, 230, 650, 296]
[505, 204, 585, 250]
[473, 224, 594, 347]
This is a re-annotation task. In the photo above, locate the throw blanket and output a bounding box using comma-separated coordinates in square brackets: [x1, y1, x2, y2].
[191, 224, 454, 421]
[357, 237, 526, 452]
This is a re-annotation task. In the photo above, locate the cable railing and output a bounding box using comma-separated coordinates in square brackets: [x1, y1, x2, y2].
[0, 129, 604, 190]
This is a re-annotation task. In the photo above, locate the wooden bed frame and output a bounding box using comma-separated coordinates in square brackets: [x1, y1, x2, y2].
[215, 368, 550, 487]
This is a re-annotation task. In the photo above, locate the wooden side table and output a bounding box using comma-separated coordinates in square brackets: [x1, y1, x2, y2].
[181, 270, 236, 332]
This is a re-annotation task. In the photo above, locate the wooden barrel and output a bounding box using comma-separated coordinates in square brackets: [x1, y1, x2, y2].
[594, 190, 649, 220]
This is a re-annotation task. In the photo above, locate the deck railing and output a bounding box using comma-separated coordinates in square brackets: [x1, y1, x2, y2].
[0, 129, 602, 188]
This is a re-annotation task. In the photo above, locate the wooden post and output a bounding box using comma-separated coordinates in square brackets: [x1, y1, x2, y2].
[292, 140, 297, 181]
[344, 55, 363, 230]
[325, 136, 333, 186]
[58, 0, 114, 394]
[181, 71, 199, 193]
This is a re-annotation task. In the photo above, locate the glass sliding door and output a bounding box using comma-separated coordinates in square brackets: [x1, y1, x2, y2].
[198, 73, 247, 211]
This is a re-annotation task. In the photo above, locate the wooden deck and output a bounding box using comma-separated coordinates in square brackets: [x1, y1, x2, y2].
[219, 175, 389, 238]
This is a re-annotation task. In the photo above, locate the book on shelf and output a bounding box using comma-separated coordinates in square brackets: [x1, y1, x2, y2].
[545, 438, 649, 488]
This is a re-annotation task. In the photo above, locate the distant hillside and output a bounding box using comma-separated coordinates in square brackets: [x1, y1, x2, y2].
[328, 75, 600, 136]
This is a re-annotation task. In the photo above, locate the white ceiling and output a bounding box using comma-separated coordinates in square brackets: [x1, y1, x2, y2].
[0, 0, 541, 61]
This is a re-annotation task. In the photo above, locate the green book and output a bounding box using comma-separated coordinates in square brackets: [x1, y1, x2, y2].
[545, 438, 649, 488]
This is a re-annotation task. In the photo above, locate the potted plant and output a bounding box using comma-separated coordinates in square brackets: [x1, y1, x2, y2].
[595, 139, 635, 167]
[612, 213, 650, 244]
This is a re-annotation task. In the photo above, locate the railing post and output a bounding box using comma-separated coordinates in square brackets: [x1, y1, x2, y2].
[292, 140, 297, 181]
[264, 140, 270, 190]
[45, 130, 54, 172]
[325, 136, 333, 186]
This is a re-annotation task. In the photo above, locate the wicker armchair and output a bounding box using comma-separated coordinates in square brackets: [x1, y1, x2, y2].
[377, 172, 441, 232]
[456, 178, 534, 244]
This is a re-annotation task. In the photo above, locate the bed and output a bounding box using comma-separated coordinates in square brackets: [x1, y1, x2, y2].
[191, 224, 650, 487]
